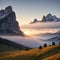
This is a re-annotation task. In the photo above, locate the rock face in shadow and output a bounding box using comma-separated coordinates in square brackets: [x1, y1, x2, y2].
[0, 6, 24, 36]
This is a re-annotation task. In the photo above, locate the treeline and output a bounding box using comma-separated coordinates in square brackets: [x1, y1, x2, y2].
[39, 42, 60, 49]
[26, 42, 60, 51]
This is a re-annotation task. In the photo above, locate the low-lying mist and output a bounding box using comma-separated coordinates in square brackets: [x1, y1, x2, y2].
[21, 22, 60, 29]
[21, 22, 60, 36]
[0, 22, 60, 48]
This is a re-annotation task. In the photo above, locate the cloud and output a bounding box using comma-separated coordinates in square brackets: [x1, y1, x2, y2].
[0, 35, 58, 48]
[21, 22, 60, 29]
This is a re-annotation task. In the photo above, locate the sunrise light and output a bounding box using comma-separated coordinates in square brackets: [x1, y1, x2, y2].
[24, 31, 30, 35]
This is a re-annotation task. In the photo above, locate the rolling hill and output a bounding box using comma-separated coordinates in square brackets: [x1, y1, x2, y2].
[0, 37, 30, 52]
[0, 43, 60, 60]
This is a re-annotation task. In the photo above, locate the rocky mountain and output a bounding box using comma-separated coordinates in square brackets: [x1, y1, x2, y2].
[0, 6, 24, 36]
[30, 13, 60, 23]
[41, 13, 60, 22]
[30, 18, 40, 24]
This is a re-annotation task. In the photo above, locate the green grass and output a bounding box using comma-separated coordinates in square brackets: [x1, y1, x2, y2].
[0, 44, 60, 60]
[0, 44, 19, 52]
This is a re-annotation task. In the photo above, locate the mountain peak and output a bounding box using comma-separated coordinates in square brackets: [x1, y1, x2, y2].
[5, 6, 12, 13]
[42, 13, 59, 22]
[48, 13, 52, 15]
[30, 13, 60, 23]
[0, 6, 24, 36]
[46, 13, 52, 18]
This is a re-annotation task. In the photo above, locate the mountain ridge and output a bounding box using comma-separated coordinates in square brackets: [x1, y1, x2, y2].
[0, 6, 24, 36]
[30, 13, 60, 24]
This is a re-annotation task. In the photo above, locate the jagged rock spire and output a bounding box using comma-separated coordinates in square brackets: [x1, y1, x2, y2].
[0, 6, 24, 36]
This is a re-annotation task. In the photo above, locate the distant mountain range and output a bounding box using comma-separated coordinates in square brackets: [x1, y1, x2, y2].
[0, 6, 24, 36]
[30, 13, 60, 24]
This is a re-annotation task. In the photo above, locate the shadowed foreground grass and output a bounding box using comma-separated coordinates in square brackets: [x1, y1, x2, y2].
[0, 45, 60, 60]
[0, 44, 19, 52]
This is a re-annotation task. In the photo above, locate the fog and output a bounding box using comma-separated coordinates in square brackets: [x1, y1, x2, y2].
[0, 22, 60, 48]
[21, 22, 60, 36]
[0, 36, 55, 48]
[21, 22, 60, 29]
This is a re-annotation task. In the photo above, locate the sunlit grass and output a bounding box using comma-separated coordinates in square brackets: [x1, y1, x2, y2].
[0, 45, 60, 60]
[42, 53, 60, 60]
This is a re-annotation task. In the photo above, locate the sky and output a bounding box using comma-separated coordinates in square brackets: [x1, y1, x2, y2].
[0, 0, 60, 25]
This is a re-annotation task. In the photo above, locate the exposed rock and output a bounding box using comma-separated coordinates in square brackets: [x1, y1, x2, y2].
[0, 6, 24, 36]
[41, 13, 60, 22]
[30, 18, 39, 24]
[30, 13, 60, 24]
[41, 16, 46, 22]
[5, 6, 12, 13]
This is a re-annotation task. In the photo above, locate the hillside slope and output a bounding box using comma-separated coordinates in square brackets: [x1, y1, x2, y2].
[0, 37, 30, 52]
[0, 44, 60, 60]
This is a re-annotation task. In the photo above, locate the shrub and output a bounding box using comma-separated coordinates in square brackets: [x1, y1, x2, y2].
[39, 46, 42, 49]
[52, 42, 55, 46]
[29, 48, 32, 50]
[26, 48, 29, 51]
[49, 45, 51, 46]
[43, 43, 47, 47]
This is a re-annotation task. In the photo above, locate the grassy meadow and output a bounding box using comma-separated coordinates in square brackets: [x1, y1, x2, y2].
[0, 44, 60, 60]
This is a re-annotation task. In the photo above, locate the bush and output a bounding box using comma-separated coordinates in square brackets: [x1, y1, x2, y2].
[52, 42, 55, 46]
[39, 46, 42, 49]
[49, 45, 51, 46]
[26, 48, 29, 51]
[43, 43, 47, 47]
[29, 48, 32, 50]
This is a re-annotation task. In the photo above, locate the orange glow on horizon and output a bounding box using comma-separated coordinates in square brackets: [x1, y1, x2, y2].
[24, 31, 30, 35]
[22, 29, 59, 36]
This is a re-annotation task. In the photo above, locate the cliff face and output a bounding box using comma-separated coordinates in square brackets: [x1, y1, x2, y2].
[41, 13, 60, 22]
[0, 6, 24, 36]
